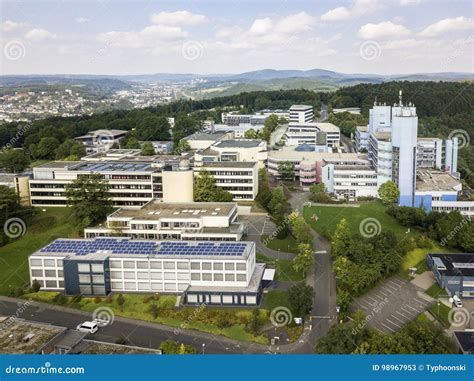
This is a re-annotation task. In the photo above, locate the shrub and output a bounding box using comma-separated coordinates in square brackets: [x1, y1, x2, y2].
[94, 297, 102, 304]
[31, 279, 41, 293]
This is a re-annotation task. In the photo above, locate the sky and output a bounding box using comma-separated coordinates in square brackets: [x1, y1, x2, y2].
[0, 0, 473, 75]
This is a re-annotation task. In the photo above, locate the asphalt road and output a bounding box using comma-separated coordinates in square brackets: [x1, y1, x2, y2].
[340, 133, 356, 153]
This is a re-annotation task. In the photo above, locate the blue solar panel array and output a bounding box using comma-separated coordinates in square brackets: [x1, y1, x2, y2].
[40, 238, 248, 257]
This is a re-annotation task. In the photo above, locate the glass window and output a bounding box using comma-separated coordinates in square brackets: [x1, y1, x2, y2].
[150, 261, 162, 269]
[30, 259, 42, 267]
[164, 272, 176, 280]
[92, 275, 104, 284]
[213, 262, 223, 270]
[110, 261, 122, 268]
[79, 274, 90, 283]
[123, 271, 135, 279]
[91, 264, 103, 273]
[124, 282, 136, 290]
[202, 273, 212, 281]
[136, 261, 148, 269]
[225, 274, 235, 281]
[93, 286, 105, 295]
[177, 262, 189, 270]
[202, 262, 212, 270]
[57, 270, 63, 277]
[164, 262, 175, 270]
[31, 269, 43, 277]
[44, 270, 56, 277]
[225, 263, 235, 271]
[123, 261, 135, 269]
[237, 274, 246, 282]
[190, 262, 200, 270]
[77, 263, 90, 272]
[177, 273, 189, 280]
[44, 259, 56, 267]
[191, 273, 201, 281]
[137, 272, 148, 280]
[111, 282, 122, 289]
[236, 263, 246, 271]
[79, 285, 91, 294]
[150, 272, 162, 280]
[213, 274, 223, 281]
[110, 271, 122, 279]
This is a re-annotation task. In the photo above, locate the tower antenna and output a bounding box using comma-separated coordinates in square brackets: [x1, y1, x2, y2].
[399, 90, 403, 107]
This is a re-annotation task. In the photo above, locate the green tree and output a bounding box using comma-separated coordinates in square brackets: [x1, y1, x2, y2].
[277, 161, 295, 181]
[174, 140, 191, 155]
[125, 136, 140, 149]
[31, 279, 42, 292]
[35, 137, 60, 159]
[116, 293, 125, 312]
[0, 149, 29, 172]
[331, 218, 353, 257]
[173, 115, 200, 144]
[159, 339, 197, 354]
[290, 216, 313, 245]
[244, 129, 260, 139]
[293, 243, 315, 276]
[65, 173, 113, 231]
[141, 142, 156, 156]
[55, 139, 86, 160]
[378, 181, 400, 205]
[136, 116, 170, 141]
[194, 170, 233, 202]
[288, 282, 314, 317]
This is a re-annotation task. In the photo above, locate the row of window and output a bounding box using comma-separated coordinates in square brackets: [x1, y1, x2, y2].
[111, 282, 187, 292]
[109, 260, 246, 271]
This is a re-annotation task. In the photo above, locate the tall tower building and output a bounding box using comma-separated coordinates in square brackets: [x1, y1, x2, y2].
[391, 91, 418, 207]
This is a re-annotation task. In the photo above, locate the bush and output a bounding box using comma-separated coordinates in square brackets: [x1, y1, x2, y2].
[105, 295, 113, 304]
[70, 294, 82, 304]
[52, 293, 68, 305]
[94, 297, 102, 304]
[31, 279, 41, 293]
[14, 287, 24, 297]
[143, 295, 153, 304]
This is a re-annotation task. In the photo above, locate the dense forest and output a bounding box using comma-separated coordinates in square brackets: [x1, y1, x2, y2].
[0, 81, 472, 186]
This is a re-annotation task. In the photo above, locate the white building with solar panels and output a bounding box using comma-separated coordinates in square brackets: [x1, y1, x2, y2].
[28, 237, 267, 306]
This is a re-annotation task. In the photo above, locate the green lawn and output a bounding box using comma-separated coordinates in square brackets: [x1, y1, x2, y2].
[0, 208, 77, 295]
[303, 201, 417, 240]
[257, 253, 304, 281]
[23, 292, 269, 345]
[264, 290, 291, 311]
[261, 234, 298, 254]
[425, 283, 448, 298]
[429, 302, 451, 328]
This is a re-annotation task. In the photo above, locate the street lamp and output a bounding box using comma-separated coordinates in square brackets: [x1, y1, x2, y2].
[437, 301, 440, 317]
[202, 343, 206, 355]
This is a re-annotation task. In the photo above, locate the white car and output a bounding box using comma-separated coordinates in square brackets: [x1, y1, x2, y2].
[76, 321, 99, 334]
[452, 295, 463, 308]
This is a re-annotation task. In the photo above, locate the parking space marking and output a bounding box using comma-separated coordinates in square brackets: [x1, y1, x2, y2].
[380, 322, 396, 333]
[386, 317, 402, 328]
[390, 314, 405, 324]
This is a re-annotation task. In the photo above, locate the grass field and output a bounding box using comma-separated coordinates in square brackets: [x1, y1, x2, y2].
[0, 208, 77, 295]
[428, 302, 451, 328]
[264, 290, 292, 311]
[256, 253, 304, 281]
[425, 283, 448, 298]
[261, 234, 299, 254]
[23, 292, 269, 344]
[303, 201, 417, 240]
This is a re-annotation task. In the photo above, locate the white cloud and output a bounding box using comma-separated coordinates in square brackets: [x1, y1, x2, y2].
[379, 38, 424, 50]
[321, 0, 381, 21]
[97, 25, 188, 48]
[275, 12, 316, 34]
[400, 0, 422, 5]
[249, 18, 273, 35]
[1, 20, 26, 32]
[151, 11, 207, 26]
[25, 28, 57, 41]
[419, 16, 473, 37]
[358, 21, 411, 39]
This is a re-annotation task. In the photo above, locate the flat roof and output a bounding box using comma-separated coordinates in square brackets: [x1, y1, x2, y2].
[198, 161, 257, 168]
[454, 331, 474, 353]
[72, 161, 154, 172]
[315, 123, 340, 133]
[416, 170, 461, 191]
[34, 237, 254, 259]
[214, 139, 264, 149]
[289, 105, 313, 110]
[0, 318, 64, 354]
[109, 201, 236, 220]
[185, 131, 229, 141]
[428, 253, 474, 277]
[268, 146, 364, 161]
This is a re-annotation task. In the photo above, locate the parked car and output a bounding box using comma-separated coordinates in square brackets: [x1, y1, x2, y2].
[76, 321, 99, 334]
[452, 295, 463, 308]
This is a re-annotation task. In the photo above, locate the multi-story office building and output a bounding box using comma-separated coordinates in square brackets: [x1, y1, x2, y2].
[221, 113, 268, 126]
[286, 122, 340, 150]
[28, 237, 266, 306]
[84, 201, 246, 241]
[417, 137, 458, 173]
[74, 129, 128, 154]
[28, 160, 194, 208]
[194, 161, 259, 201]
[194, 139, 267, 169]
[289, 105, 314, 124]
[354, 126, 369, 151]
[427, 253, 474, 298]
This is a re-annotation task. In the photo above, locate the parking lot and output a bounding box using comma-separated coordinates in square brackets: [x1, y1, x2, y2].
[350, 276, 435, 333]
